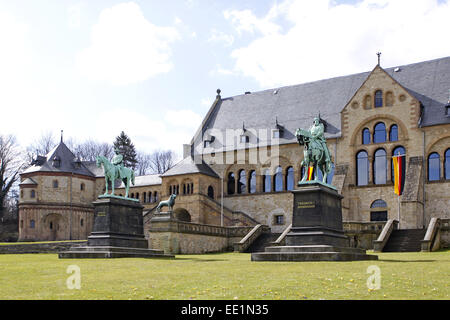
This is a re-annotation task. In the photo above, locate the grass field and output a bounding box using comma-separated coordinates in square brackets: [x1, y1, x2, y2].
[0, 250, 448, 300]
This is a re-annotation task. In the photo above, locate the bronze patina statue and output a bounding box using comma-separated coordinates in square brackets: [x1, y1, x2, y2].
[295, 117, 333, 185]
[96, 148, 135, 198]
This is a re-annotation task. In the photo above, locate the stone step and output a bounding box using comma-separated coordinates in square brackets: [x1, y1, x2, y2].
[251, 251, 378, 262]
[58, 250, 174, 259]
[264, 245, 367, 254]
[382, 229, 426, 252]
[68, 246, 165, 254]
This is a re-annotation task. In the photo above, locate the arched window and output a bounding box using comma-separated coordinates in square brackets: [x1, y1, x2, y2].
[169, 186, 172, 194]
[362, 128, 371, 144]
[274, 166, 283, 192]
[30, 220, 35, 229]
[249, 171, 256, 193]
[374, 90, 383, 107]
[207, 185, 214, 199]
[190, 183, 194, 194]
[131, 193, 134, 198]
[391, 146, 406, 182]
[389, 125, 398, 142]
[356, 151, 369, 186]
[80, 183, 85, 191]
[53, 180, 58, 188]
[428, 153, 440, 181]
[370, 199, 388, 221]
[445, 149, 450, 180]
[30, 190, 35, 198]
[80, 218, 84, 227]
[136, 192, 139, 200]
[227, 172, 235, 195]
[374, 148, 387, 184]
[263, 169, 271, 192]
[183, 184, 186, 195]
[154, 191, 158, 203]
[143, 192, 147, 203]
[373, 122, 386, 143]
[238, 170, 246, 194]
[286, 167, 294, 191]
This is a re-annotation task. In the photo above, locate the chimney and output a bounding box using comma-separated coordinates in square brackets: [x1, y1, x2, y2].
[183, 144, 191, 159]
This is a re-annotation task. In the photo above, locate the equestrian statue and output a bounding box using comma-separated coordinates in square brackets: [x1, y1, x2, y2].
[96, 147, 135, 198]
[295, 117, 333, 185]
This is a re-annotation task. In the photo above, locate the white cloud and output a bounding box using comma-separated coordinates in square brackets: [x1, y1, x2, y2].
[76, 2, 180, 86]
[208, 28, 234, 47]
[225, 0, 450, 87]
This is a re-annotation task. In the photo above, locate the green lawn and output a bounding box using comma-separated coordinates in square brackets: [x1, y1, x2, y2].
[0, 251, 448, 300]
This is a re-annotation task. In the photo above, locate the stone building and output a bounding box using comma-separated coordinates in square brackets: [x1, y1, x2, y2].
[18, 55, 450, 242]
[18, 141, 104, 241]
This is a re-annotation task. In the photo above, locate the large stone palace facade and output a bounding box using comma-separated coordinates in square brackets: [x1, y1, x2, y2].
[18, 56, 450, 241]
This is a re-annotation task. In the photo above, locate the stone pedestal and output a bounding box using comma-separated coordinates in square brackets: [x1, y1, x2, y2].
[59, 197, 174, 259]
[252, 183, 377, 261]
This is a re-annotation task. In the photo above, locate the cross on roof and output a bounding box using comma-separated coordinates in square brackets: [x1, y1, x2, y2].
[377, 52, 382, 65]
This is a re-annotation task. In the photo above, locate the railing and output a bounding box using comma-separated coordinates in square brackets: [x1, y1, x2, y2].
[149, 219, 252, 238]
[233, 224, 270, 253]
[421, 218, 441, 252]
[373, 219, 398, 252]
[271, 224, 292, 246]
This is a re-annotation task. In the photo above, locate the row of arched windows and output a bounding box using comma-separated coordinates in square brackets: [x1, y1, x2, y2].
[428, 149, 450, 181]
[128, 191, 159, 203]
[227, 165, 334, 195]
[356, 146, 405, 186]
[362, 122, 398, 145]
[169, 183, 194, 195]
[364, 90, 394, 109]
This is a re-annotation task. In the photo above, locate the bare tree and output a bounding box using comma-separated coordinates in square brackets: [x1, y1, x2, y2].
[136, 152, 152, 176]
[73, 140, 114, 161]
[0, 135, 23, 219]
[149, 150, 175, 174]
[25, 131, 57, 165]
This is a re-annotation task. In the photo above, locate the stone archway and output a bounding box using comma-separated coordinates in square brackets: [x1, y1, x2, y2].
[173, 208, 191, 222]
[43, 213, 64, 241]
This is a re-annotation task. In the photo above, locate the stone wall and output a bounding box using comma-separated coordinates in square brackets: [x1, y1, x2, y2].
[0, 240, 87, 254]
[148, 219, 252, 254]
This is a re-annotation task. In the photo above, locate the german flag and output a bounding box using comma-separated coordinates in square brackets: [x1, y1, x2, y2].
[392, 155, 406, 195]
[306, 166, 314, 181]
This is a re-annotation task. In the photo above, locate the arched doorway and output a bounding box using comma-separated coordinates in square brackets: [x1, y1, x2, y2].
[43, 213, 64, 241]
[173, 208, 191, 222]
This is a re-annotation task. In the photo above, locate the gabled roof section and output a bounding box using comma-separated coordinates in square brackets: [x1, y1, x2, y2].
[19, 177, 38, 185]
[161, 156, 219, 178]
[22, 141, 95, 177]
[193, 56, 450, 153]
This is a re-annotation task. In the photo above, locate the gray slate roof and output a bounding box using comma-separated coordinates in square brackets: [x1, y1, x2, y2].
[194, 56, 450, 153]
[22, 141, 96, 177]
[161, 156, 219, 178]
[117, 174, 162, 188]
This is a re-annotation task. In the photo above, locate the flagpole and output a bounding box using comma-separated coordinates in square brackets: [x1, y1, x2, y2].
[397, 194, 400, 229]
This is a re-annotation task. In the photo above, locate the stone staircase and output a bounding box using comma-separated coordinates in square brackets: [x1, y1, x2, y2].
[382, 229, 426, 252]
[244, 232, 281, 253]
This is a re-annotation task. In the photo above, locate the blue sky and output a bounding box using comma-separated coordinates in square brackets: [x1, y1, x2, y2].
[1, 0, 450, 160]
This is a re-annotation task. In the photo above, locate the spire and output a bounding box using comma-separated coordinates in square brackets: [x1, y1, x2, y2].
[60, 130, 64, 143]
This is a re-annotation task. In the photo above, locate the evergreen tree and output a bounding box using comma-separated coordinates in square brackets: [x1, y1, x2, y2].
[113, 131, 138, 170]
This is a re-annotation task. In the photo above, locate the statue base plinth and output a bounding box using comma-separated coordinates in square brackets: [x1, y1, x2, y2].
[59, 197, 174, 259]
[150, 211, 174, 222]
[252, 183, 377, 261]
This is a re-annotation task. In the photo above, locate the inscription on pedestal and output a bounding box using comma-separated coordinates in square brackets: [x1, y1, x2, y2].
[297, 201, 316, 209]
